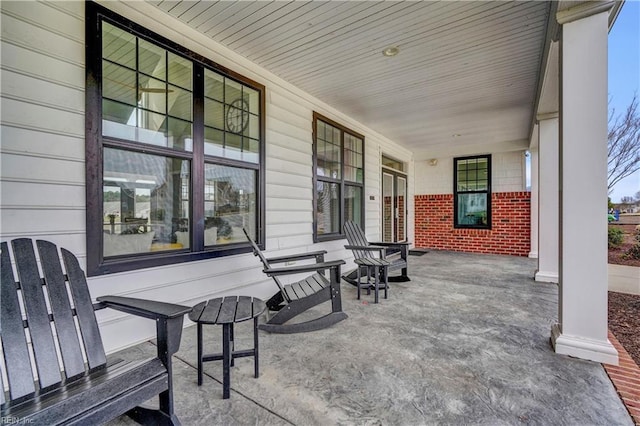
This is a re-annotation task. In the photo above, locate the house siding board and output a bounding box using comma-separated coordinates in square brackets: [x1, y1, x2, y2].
[0, 0, 413, 353]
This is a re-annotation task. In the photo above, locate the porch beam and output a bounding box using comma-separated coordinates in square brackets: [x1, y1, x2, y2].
[551, 2, 617, 364]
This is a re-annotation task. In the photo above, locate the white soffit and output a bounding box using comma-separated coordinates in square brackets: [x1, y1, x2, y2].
[149, 1, 551, 159]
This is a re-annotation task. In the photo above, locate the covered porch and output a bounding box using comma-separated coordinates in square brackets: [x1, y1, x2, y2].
[108, 252, 631, 425]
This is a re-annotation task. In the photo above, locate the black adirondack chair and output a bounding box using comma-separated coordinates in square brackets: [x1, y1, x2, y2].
[343, 220, 410, 284]
[243, 229, 347, 333]
[0, 239, 191, 425]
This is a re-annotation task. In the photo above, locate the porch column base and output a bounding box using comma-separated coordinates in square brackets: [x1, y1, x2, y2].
[535, 271, 558, 283]
[528, 251, 538, 259]
[551, 323, 618, 364]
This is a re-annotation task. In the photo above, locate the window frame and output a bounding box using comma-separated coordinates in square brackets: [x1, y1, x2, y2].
[85, 2, 265, 276]
[312, 112, 365, 242]
[453, 154, 492, 229]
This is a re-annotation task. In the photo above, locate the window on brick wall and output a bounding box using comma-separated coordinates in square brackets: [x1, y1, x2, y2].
[313, 112, 364, 242]
[454, 155, 491, 229]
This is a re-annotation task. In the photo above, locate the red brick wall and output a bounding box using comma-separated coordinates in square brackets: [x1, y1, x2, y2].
[414, 192, 531, 256]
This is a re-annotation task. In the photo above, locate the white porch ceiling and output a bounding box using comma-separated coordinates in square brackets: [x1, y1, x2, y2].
[148, 1, 553, 160]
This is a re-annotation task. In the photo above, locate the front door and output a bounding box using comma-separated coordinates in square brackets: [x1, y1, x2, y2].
[382, 170, 407, 243]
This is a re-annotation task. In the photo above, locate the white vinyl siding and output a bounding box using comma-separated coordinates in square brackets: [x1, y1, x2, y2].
[415, 151, 526, 195]
[0, 0, 413, 353]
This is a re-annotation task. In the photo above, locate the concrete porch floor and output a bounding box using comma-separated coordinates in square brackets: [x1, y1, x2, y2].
[108, 251, 633, 425]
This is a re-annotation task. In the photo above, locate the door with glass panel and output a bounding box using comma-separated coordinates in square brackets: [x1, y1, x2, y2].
[381, 156, 408, 243]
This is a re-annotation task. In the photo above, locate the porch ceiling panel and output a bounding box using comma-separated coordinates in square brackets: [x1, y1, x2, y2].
[149, 1, 551, 160]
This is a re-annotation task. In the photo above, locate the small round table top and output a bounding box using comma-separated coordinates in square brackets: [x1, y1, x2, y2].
[189, 296, 266, 325]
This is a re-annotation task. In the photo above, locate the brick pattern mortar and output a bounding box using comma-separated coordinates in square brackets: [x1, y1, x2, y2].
[415, 192, 531, 256]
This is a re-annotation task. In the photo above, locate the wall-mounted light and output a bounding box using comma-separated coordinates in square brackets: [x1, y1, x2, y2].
[428, 159, 438, 166]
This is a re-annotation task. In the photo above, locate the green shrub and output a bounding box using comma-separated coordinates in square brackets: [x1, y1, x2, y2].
[623, 244, 640, 260]
[622, 228, 640, 260]
[608, 227, 624, 249]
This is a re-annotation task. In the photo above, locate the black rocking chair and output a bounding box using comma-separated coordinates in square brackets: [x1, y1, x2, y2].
[243, 229, 347, 334]
[342, 220, 411, 285]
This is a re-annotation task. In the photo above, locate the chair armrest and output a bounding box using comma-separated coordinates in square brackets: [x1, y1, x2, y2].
[97, 296, 191, 321]
[264, 259, 345, 276]
[344, 244, 386, 251]
[368, 242, 409, 258]
[344, 245, 387, 258]
[369, 241, 411, 247]
[266, 250, 327, 264]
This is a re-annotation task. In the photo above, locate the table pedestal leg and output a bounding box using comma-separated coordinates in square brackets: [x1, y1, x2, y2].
[254, 316, 259, 378]
[222, 324, 231, 399]
[197, 323, 203, 386]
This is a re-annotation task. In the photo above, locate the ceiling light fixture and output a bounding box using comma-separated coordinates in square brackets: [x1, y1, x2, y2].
[382, 46, 400, 57]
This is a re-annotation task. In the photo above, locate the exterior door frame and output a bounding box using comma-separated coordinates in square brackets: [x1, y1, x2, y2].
[381, 165, 408, 243]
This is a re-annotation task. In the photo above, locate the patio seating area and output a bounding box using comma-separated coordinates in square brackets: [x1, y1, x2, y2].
[108, 251, 632, 425]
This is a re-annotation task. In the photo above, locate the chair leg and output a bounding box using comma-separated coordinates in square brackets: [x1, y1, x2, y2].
[253, 316, 259, 378]
[373, 265, 379, 304]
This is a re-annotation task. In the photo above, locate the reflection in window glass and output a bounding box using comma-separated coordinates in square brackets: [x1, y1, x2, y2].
[344, 133, 363, 183]
[203, 69, 260, 164]
[316, 121, 341, 179]
[203, 164, 256, 245]
[101, 22, 192, 151]
[345, 185, 362, 228]
[316, 181, 340, 235]
[457, 193, 488, 226]
[103, 148, 190, 256]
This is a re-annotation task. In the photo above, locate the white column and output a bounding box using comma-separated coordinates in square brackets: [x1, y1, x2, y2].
[535, 115, 559, 282]
[552, 2, 617, 364]
[529, 144, 539, 259]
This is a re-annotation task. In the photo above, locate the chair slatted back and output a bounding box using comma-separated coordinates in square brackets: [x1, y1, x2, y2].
[242, 229, 290, 303]
[1, 239, 107, 404]
[344, 221, 373, 259]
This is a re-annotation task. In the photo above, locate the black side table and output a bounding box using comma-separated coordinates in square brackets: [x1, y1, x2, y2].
[189, 296, 266, 399]
[354, 258, 391, 303]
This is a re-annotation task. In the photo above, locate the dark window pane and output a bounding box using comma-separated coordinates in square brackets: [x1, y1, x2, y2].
[139, 38, 166, 80]
[345, 185, 362, 227]
[138, 75, 166, 114]
[205, 98, 224, 129]
[316, 181, 340, 235]
[244, 138, 259, 164]
[168, 52, 192, 90]
[225, 133, 242, 161]
[225, 79, 242, 104]
[204, 126, 224, 157]
[457, 193, 488, 226]
[204, 70, 224, 101]
[204, 164, 256, 245]
[168, 85, 192, 121]
[102, 22, 135, 69]
[103, 148, 190, 256]
[102, 61, 136, 106]
[167, 117, 192, 151]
